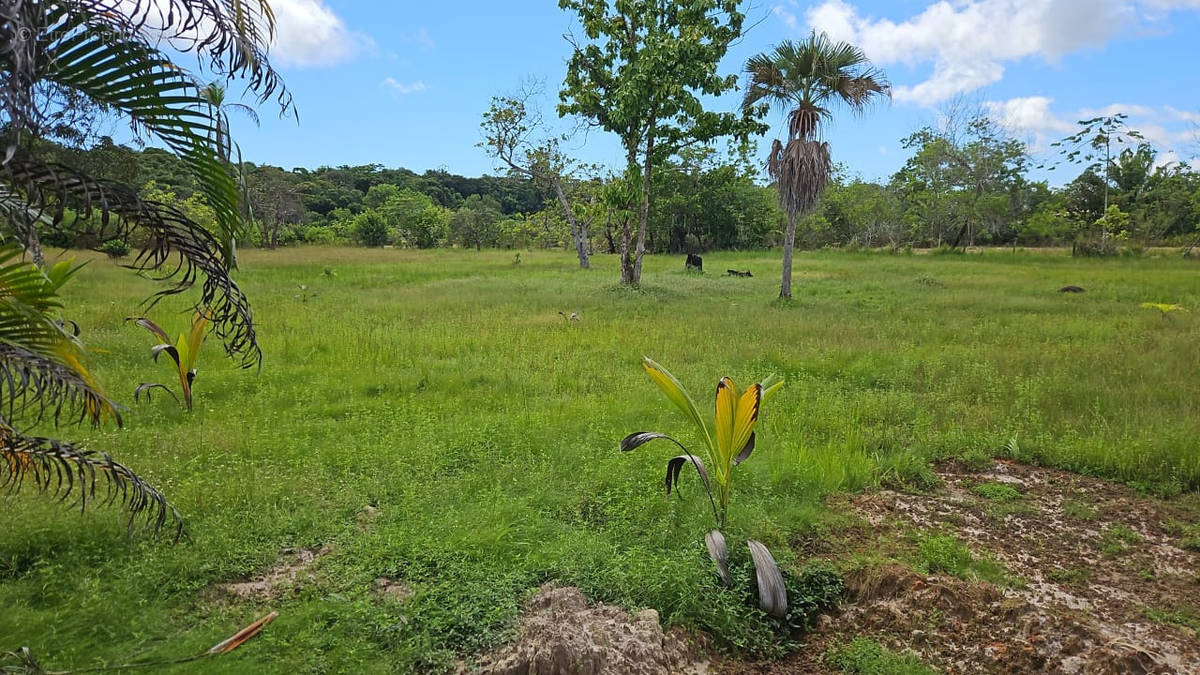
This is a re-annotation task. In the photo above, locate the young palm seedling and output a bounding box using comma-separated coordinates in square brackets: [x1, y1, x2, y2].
[621, 357, 789, 617]
[128, 313, 209, 411]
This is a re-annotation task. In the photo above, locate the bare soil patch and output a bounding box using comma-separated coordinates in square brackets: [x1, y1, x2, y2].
[468, 585, 709, 675]
[724, 459, 1200, 674]
[214, 545, 332, 600]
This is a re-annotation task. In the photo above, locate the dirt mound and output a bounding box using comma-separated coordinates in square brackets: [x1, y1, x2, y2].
[470, 585, 707, 675]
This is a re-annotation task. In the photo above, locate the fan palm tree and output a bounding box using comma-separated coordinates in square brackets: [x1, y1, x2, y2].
[743, 33, 889, 299]
[0, 0, 292, 537]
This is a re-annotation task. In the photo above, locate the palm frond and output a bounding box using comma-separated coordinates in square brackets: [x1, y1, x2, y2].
[2, 155, 261, 367]
[1, 0, 292, 150]
[36, 8, 243, 262]
[0, 343, 119, 428]
[0, 247, 118, 426]
[0, 423, 184, 541]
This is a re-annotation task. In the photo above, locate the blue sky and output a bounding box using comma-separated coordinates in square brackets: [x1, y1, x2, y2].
[228, 1, 1200, 184]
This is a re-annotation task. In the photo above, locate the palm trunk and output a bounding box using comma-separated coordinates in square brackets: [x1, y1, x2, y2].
[780, 210, 797, 299]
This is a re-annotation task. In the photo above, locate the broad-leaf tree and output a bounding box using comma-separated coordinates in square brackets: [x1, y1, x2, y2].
[481, 84, 597, 268]
[558, 0, 759, 285]
[0, 0, 290, 536]
[743, 32, 888, 299]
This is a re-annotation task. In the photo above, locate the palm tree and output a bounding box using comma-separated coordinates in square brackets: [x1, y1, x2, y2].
[200, 81, 263, 257]
[0, 0, 292, 537]
[743, 33, 889, 299]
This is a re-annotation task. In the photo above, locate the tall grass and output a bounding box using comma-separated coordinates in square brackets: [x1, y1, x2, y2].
[1, 247, 1197, 671]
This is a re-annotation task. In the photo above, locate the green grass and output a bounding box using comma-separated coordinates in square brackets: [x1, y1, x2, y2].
[2, 247, 1200, 672]
[913, 533, 1009, 585]
[826, 637, 937, 674]
[1062, 498, 1099, 521]
[970, 482, 1023, 502]
[1100, 523, 1144, 557]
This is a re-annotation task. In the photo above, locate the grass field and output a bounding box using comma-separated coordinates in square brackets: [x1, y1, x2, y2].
[2, 247, 1199, 672]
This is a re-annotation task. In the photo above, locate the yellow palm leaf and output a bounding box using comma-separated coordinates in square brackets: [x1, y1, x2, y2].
[643, 357, 712, 447]
[714, 377, 736, 460]
[731, 384, 761, 460]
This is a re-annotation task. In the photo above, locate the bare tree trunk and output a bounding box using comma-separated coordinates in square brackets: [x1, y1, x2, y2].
[604, 214, 616, 254]
[551, 178, 589, 269]
[631, 135, 654, 285]
[780, 210, 797, 299]
[619, 214, 636, 284]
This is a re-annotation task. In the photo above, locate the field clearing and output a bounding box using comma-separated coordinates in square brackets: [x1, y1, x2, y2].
[2, 247, 1199, 672]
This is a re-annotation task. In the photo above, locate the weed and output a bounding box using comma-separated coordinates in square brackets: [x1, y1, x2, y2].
[959, 448, 993, 472]
[1145, 608, 1200, 638]
[826, 637, 937, 674]
[1062, 499, 1098, 521]
[915, 533, 1009, 585]
[970, 482, 1022, 502]
[1047, 567, 1091, 584]
[1099, 523, 1143, 557]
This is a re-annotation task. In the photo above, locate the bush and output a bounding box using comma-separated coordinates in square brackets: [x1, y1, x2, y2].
[303, 226, 340, 245]
[98, 238, 131, 259]
[1072, 238, 1117, 257]
[354, 211, 389, 247]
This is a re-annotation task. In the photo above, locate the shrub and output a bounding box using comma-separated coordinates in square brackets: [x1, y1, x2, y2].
[303, 226, 340, 245]
[99, 238, 131, 259]
[354, 211, 390, 247]
[1072, 238, 1117, 257]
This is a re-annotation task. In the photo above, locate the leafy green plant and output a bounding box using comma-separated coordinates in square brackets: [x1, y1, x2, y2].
[970, 482, 1022, 502]
[1141, 302, 1187, 320]
[621, 358, 788, 616]
[915, 532, 1008, 584]
[98, 238, 131, 259]
[128, 314, 210, 411]
[825, 637, 937, 674]
[1100, 523, 1143, 557]
[354, 211, 390, 247]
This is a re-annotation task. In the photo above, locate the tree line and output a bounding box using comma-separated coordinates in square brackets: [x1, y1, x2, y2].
[39, 112, 1200, 259]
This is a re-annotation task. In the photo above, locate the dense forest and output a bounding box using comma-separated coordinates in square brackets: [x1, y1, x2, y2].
[41, 112, 1200, 257]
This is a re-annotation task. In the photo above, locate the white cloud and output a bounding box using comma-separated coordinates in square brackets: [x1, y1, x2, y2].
[382, 78, 427, 96]
[983, 97, 1198, 158]
[985, 96, 1074, 135]
[789, 0, 1200, 106]
[800, 0, 1129, 105]
[268, 0, 372, 68]
[1165, 106, 1200, 123]
[1079, 103, 1156, 118]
